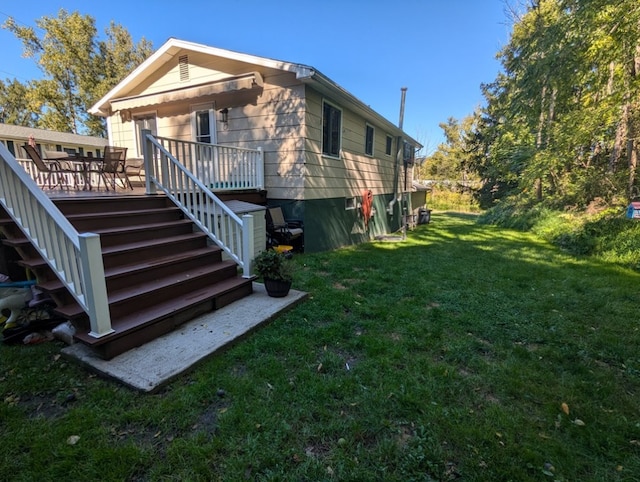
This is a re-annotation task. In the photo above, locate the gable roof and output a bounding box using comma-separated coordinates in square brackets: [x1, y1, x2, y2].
[90, 38, 420, 147]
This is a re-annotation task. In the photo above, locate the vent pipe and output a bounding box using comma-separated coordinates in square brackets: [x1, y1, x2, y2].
[398, 87, 407, 129]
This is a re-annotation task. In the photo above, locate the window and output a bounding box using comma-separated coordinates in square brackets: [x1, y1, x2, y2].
[134, 114, 158, 157]
[365, 124, 374, 156]
[191, 104, 216, 145]
[196, 111, 212, 143]
[6, 140, 15, 156]
[345, 197, 356, 210]
[322, 101, 341, 157]
[385, 135, 393, 156]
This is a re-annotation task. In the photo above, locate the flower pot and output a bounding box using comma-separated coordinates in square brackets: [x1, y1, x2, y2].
[264, 278, 292, 298]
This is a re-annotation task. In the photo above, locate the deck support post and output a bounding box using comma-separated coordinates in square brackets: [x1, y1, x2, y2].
[241, 214, 254, 278]
[142, 129, 157, 195]
[79, 233, 114, 338]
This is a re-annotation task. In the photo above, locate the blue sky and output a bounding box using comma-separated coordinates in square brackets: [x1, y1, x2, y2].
[0, 1, 512, 152]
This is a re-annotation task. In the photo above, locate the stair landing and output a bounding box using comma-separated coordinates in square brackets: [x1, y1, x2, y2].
[62, 282, 307, 392]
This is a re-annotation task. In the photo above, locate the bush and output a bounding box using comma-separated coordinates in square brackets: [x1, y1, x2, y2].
[480, 200, 640, 270]
[253, 249, 294, 282]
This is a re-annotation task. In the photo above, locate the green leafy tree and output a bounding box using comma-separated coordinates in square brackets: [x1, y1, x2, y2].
[3, 9, 152, 136]
[472, 0, 640, 209]
[421, 115, 479, 181]
[0, 79, 39, 126]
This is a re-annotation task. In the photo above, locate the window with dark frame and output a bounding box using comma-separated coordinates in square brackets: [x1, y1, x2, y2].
[322, 101, 341, 157]
[365, 124, 374, 156]
[385, 135, 393, 156]
[195, 110, 212, 144]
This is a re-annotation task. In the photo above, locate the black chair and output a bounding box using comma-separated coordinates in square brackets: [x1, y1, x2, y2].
[265, 206, 304, 251]
[95, 146, 131, 190]
[22, 144, 79, 189]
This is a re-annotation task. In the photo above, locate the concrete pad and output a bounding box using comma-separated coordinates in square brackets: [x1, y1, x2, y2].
[62, 283, 307, 392]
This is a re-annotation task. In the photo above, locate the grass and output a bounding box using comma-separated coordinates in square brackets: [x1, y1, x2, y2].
[2, 212, 640, 481]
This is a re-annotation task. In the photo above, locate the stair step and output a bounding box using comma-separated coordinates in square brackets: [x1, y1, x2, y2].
[53, 195, 173, 215]
[65, 206, 184, 230]
[7, 193, 257, 359]
[73, 277, 254, 358]
[101, 232, 210, 269]
[87, 219, 195, 247]
[37, 247, 222, 294]
[55, 259, 239, 320]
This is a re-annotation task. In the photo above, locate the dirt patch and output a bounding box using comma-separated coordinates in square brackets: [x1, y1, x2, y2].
[19, 392, 72, 420]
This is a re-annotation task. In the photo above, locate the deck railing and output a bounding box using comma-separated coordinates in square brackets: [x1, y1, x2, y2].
[0, 144, 112, 338]
[142, 131, 255, 277]
[156, 137, 264, 191]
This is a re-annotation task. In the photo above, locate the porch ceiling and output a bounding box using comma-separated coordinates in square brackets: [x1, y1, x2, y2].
[111, 71, 263, 112]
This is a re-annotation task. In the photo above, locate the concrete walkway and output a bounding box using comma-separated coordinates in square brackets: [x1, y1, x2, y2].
[62, 283, 307, 392]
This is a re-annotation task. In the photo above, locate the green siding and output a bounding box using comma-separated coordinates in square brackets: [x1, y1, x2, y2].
[270, 193, 405, 252]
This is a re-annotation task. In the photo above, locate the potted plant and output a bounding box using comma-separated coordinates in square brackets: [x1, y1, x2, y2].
[253, 249, 294, 297]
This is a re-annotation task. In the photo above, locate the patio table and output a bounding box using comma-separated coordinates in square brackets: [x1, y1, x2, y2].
[60, 154, 104, 190]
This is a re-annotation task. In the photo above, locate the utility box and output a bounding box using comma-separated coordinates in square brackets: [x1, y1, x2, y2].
[418, 208, 432, 225]
[222, 200, 267, 260]
[626, 202, 640, 219]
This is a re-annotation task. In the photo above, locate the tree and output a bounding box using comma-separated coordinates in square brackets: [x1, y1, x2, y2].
[0, 79, 39, 126]
[3, 9, 153, 136]
[472, 0, 640, 209]
[421, 115, 479, 181]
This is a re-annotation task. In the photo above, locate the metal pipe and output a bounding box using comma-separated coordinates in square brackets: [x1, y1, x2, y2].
[399, 87, 407, 129]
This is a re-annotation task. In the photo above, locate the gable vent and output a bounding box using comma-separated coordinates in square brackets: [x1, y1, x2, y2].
[179, 55, 189, 81]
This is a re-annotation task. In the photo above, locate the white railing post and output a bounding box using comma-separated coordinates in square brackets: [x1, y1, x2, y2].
[256, 147, 264, 189]
[142, 129, 157, 195]
[78, 233, 114, 338]
[242, 214, 254, 278]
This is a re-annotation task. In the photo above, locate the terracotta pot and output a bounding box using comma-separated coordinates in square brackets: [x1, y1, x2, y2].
[264, 278, 292, 298]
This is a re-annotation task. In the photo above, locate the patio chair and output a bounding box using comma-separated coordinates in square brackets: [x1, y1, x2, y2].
[124, 158, 145, 185]
[22, 144, 78, 190]
[95, 146, 131, 190]
[265, 206, 304, 251]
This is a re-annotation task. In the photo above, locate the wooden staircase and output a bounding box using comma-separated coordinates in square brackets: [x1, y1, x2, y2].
[0, 195, 254, 359]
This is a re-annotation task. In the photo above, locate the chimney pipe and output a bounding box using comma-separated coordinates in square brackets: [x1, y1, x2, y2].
[398, 87, 407, 129]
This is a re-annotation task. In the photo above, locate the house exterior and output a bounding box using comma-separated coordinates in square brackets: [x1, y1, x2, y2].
[90, 38, 421, 252]
[0, 124, 108, 160]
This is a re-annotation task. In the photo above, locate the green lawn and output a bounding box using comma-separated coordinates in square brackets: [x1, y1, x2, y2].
[2, 212, 640, 481]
